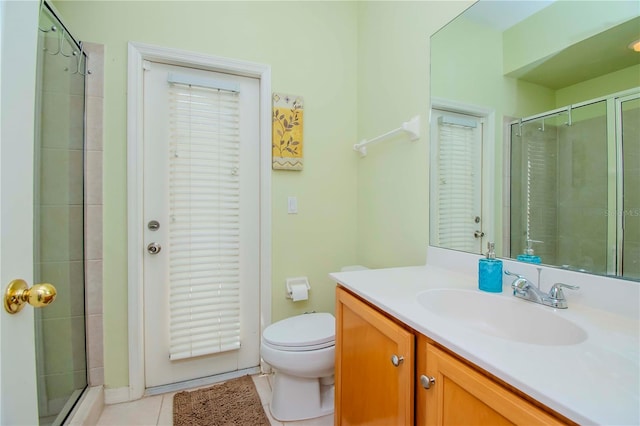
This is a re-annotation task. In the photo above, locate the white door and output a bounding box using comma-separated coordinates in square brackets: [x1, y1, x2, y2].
[0, 1, 40, 424]
[142, 62, 261, 388]
[430, 109, 484, 254]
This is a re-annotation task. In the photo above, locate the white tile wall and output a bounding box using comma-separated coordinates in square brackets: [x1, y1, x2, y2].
[83, 41, 104, 387]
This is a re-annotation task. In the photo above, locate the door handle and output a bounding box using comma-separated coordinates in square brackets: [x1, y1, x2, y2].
[4, 279, 57, 314]
[147, 242, 162, 255]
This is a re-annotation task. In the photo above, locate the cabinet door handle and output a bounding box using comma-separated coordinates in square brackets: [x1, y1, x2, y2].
[391, 354, 404, 367]
[420, 374, 436, 389]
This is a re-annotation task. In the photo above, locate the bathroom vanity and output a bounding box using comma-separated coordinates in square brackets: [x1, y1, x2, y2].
[332, 247, 639, 425]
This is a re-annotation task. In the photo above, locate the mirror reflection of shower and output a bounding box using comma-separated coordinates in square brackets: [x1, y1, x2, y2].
[510, 89, 640, 280]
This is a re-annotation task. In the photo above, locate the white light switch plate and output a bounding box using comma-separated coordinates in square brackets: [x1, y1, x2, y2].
[288, 196, 298, 214]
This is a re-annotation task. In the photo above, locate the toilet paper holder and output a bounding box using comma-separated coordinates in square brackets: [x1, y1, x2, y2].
[286, 277, 311, 299]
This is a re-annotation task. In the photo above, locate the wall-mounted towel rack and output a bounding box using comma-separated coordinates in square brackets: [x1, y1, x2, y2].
[353, 115, 420, 157]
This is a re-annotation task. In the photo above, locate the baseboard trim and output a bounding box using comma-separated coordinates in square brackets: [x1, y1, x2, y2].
[104, 386, 133, 405]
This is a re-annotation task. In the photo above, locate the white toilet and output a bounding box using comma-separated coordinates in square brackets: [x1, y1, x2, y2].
[261, 312, 335, 421]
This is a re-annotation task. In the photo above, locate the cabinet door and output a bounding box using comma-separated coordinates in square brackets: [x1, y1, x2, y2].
[335, 287, 414, 426]
[420, 340, 565, 425]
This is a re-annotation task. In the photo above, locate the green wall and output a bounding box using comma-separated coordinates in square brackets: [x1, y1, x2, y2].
[556, 65, 640, 106]
[55, 0, 361, 389]
[355, 1, 473, 268]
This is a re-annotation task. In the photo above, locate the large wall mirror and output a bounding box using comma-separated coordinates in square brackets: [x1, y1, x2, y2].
[430, 0, 639, 281]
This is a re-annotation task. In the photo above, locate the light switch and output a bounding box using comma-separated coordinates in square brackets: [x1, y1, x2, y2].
[288, 196, 298, 214]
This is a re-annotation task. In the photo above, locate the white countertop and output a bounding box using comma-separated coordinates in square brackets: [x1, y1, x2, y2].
[330, 255, 640, 425]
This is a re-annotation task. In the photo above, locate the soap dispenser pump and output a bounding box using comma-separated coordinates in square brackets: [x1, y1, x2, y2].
[517, 239, 542, 264]
[478, 242, 503, 293]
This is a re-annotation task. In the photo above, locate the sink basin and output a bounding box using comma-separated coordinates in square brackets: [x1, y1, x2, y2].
[416, 289, 587, 346]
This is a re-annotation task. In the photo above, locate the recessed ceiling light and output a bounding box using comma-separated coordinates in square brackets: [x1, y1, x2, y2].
[629, 39, 640, 52]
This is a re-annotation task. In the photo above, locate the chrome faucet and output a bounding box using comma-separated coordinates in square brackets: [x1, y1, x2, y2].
[504, 270, 579, 309]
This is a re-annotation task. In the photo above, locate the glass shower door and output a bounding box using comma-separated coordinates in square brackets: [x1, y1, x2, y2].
[34, 4, 88, 425]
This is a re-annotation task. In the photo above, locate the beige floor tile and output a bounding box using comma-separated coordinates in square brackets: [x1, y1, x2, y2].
[96, 394, 163, 426]
[156, 392, 175, 425]
[284, 414, 334, 426]
[263, 403, 284, 426]
[252, 374, 273, 406]
[93, 374, 334, 426]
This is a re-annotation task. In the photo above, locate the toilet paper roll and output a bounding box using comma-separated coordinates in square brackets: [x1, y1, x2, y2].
[290, 283, 309, 302]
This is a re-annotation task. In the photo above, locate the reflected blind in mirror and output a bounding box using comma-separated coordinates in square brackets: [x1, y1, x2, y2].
[167, 79, 241, 361]
[433, 114, 482, 252]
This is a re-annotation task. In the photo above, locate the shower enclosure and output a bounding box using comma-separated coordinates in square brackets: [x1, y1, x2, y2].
[510, 89, 640, 280]
[34, 2, 88, 424]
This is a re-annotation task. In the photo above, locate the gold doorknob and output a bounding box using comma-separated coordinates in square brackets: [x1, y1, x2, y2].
[4, 279, 57, 314]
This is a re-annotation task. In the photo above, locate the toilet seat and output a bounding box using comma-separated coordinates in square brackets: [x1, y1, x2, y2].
[263, 313, 335, 351]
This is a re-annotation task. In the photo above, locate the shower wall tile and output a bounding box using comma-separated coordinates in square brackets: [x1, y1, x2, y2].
[86, 124, 103, 152]
[41, 92, 70, 149]
[38, 204, 83, 262]
[84, 43, 104, 99]
[42, 316, 86, 375]
[40, 205, 71, 262]
[86, 96, 104, 151]
[40, 148, 67, 205]
[69, 205, 85, 261]
[89, 367, 104, 387]
[87, 314, 104, 370]
[85, 205, 103, 261]
[69, 94, 85, 150]
[86, 260, 103, 315]
[84, 41, 104, 386]
[39, 260, 84, 320]
[85, 150, 103, 205]
[40, 263, 71, 320]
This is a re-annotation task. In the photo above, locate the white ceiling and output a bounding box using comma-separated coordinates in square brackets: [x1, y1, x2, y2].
[464, 0, 556, 31]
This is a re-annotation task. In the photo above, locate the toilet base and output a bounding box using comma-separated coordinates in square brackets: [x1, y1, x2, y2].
[269, 371, 334, 422]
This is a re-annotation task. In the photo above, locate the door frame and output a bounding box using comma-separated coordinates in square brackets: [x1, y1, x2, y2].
[430, 97, 496, 253]
[127, 42, 272, 401]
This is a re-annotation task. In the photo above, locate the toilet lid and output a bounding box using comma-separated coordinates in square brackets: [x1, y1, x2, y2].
[263, 313, 335, 350]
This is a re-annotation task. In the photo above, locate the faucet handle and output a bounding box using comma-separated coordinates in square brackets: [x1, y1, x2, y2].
[549, 283, 579, 300]
[504, 270, 525, 279]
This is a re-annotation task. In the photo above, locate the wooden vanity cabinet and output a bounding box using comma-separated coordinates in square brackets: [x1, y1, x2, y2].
[335, 287, 414, 425]
[416, 335, 567, 425]
[336, 285, 573, 426]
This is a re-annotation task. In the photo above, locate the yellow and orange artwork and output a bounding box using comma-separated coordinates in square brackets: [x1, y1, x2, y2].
[272, 92, 303, 170]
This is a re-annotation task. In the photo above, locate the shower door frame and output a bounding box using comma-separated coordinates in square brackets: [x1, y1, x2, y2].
[614, 92, 640, 277]
[507, 87, 640, 277]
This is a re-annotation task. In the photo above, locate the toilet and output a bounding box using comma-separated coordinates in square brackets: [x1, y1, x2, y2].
[261, 312, 335, 421]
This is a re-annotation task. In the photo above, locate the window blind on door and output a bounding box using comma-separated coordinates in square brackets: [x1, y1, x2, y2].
[434, 116, 480, 252]
[167, 79, 241, 361]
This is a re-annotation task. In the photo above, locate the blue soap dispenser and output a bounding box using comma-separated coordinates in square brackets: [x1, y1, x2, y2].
[517, 239, 542, 264]
[478, 242, 503, 293]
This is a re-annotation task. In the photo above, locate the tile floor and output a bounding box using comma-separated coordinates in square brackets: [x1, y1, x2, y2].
[96, 374, 334, 426]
